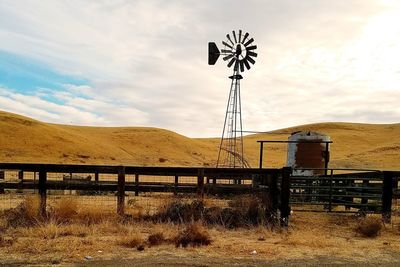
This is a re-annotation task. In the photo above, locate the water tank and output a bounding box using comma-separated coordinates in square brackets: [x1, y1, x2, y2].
[286, 131, 331, 176]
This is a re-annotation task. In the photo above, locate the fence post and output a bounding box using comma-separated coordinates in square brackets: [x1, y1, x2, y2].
[280, 167, 291, 227]
[18, 170, 23, 181]
[0, 170, 4, 194]
[117, 166, 126, 216]
[135, 174, 139, 196]
[382, 171, 393, 223]
[269, 172, 278, 217]
[259, 142, 264, 168]
[361, 179, 369, 212]
[18, 170, 24, 192]
[328, 169, 333, 212]
[174, 175, 178, 195]
[197, 169, 204, 198]
[95, 171, 99, 182]
[38, 165, 47, 217]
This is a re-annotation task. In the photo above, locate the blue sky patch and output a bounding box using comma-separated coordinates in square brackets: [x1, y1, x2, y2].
[0, 50, 89, 99]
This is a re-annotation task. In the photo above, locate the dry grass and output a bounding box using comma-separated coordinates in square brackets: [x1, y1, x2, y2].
[4, 196, 41, 227]
[0, 110, 399, 169]
[0, 211, 397, 265]
[356, 216, 382, 237]
[75, 205, 115, 225]
[174, 223, 212, 248]
[51, 198, 78, 223]
[117, 230, 144, 248]
[147, 232, 166, 246]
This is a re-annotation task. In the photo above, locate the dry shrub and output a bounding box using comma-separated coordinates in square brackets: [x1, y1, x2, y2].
[207, 195, 274, 228]
[228, 194, 270, 223]
[153, 195, 275, 229]
[58, 224, 89, 237]
[4, 196, 41, 227]
[51, 198, 78, 223]
[36, 221, 60, 239]
[118, 231, 144, 248]
[0, 235, 14, 247]
[75, 206, 113, 225]
[356, 217, 382, 237]
[16, 220, 64, 240]
[0, 218, 9, 233]
[155, 199, 204, 223]
[147, 232, 166, 246]
[97, 220, 129, 235]
[174, 223, 211, 247]
[158, 158, 167, 163]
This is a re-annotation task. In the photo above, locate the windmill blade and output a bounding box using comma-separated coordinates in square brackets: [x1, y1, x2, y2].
[238, 30, 242, 43]
[247, 51, 258, 58]
[221, 49, 233, 54]
[246, 45, 257, 51]
[245, 55, 256, 65]
[241, 32, 249, 44]
[244, 38, 254, 47]
[227, 57, 236, 68]
[232, 30, 237, 43]
[223, 54, 234, 61]
[222, 41, 233, 49]
[226, 34, 234, 45]
[243, 58, 251, 70]
[239, 61, 245, 72]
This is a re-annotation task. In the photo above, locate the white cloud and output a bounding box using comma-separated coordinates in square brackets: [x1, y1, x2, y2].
[0, 0, 399, 137]
[0, 86, 149, 126]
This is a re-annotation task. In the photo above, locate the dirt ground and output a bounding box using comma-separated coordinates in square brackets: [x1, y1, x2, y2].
[2, 244, 400, 267]
[77, 253, 400, 267]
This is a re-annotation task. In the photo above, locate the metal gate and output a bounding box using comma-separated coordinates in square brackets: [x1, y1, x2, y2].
[290, 169, 384, 213]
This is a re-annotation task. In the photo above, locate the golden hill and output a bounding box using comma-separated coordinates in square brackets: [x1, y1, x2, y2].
[0, 110, 398, 170]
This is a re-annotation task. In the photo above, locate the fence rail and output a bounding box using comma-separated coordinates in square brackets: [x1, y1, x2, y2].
[0, 163, 291, 226]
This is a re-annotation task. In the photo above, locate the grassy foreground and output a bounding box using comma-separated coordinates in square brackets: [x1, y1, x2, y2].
[0, 197, 399, 265]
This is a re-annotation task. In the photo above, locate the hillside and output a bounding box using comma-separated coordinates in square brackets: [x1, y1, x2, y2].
[0, 111, 216, 166]
[0, 110, 399, 170]
[241, 122, 400, 170]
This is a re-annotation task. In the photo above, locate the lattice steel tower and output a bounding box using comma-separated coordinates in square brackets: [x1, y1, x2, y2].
[208, 30, 257, 168]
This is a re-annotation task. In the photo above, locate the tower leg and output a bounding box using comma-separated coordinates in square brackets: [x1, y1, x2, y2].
[216, 71, 248, 168]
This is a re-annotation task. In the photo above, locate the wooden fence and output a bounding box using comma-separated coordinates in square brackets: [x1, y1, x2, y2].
[1, 163, 398, 225]
[0, 163, 291, 226]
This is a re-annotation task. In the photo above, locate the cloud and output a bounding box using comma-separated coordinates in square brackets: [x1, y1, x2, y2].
[0, 85, 149, 126]
[0, 0, 399, 137]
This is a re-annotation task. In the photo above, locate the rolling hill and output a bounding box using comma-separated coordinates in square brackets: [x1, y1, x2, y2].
[0, 110, 398, 170]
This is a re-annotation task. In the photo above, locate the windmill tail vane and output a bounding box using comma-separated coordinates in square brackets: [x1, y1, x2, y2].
[208, 30, 257, 170]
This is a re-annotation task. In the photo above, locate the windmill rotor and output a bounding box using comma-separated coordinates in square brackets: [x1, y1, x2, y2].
[208, 30, 257, 72]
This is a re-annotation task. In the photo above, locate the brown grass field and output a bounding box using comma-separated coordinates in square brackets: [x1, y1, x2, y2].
[0, 110, 399, 169]
[0, 196, 398, 266]
[0, 110, 400, 266]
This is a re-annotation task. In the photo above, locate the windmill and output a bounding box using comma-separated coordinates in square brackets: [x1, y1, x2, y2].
[208, 30, 257, 168]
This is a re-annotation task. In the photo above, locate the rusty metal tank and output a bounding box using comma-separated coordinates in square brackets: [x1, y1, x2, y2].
[286, 131, 331, 176]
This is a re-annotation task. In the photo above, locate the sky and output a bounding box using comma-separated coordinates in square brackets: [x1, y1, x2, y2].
[0, 0, 399, 137]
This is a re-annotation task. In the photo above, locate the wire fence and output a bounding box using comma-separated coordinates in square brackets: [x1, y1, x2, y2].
[0, 164, 282, 222]
[0, 164, 398, 225]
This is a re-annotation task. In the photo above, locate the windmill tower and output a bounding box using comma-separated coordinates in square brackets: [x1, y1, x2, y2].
[208, 30, 257, 168]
